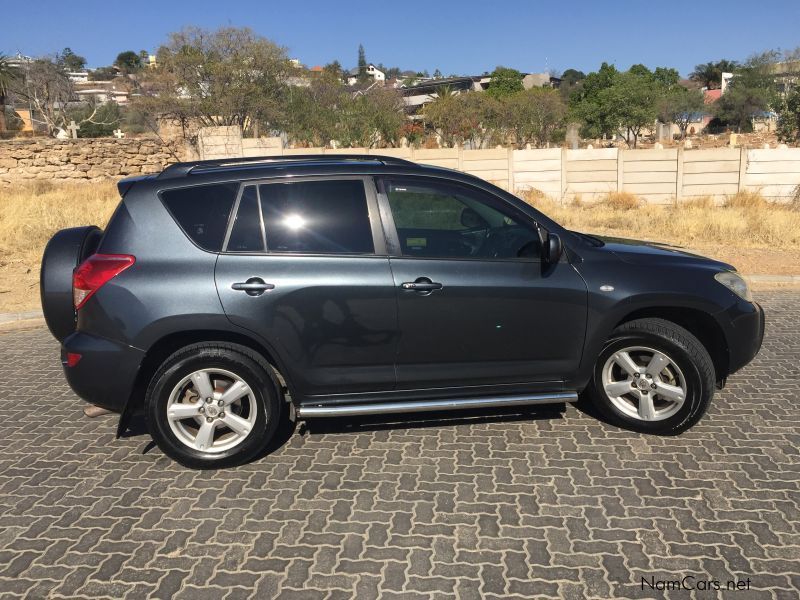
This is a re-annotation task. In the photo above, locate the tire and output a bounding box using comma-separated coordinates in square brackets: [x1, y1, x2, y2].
[588, 318, 715, 434]
[40, 225, 102, 342]
[145, 342, 282, 469]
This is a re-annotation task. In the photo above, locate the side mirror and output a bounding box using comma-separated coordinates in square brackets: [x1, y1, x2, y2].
[545, 233, 563, 263]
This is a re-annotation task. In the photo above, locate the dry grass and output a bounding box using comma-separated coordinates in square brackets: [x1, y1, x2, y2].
[520, 189, 800, 249]
[0, 181, 799, 313]
[0, 181, 119, 266]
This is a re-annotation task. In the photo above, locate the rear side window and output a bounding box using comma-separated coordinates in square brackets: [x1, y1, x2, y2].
[161, 182, 239, 251]
[258, 180, 374, 254]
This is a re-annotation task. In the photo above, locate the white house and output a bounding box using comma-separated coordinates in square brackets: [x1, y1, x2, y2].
[347, 64, 385, 86]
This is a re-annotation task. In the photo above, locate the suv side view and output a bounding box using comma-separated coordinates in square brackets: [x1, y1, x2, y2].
[41, 155, 765, 468]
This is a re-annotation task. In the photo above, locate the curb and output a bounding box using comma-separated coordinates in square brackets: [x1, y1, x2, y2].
[0, 274, 798, 328]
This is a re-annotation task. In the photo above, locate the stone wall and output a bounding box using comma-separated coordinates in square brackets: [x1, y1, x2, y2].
[0, 137, 187, 184]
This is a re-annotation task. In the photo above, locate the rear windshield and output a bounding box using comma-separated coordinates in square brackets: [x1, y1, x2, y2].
[161, 183, 239, 251]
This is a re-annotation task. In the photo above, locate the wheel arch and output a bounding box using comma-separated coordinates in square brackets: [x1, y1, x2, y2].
[117, 328, 293, 437]
[613, 306, 729, 382]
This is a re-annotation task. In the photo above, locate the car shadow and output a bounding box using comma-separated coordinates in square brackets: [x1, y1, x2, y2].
[119, 402, 571, 460]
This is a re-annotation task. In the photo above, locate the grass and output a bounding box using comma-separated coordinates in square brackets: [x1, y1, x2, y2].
[520, 189, 800, 249]
[0, 181, 798, 313]
[0, 181, 120, 266]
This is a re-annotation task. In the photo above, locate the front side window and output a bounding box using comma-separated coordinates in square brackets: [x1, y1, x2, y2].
[383, 178, 541, 260]
[259, 180, 374, 254]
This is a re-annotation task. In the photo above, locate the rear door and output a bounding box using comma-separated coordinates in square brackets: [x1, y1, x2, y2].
[215, 177, 398, 398]
[377, 176, 587, 391]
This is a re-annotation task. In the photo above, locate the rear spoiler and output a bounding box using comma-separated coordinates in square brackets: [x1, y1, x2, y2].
[117, 174, 155, 197]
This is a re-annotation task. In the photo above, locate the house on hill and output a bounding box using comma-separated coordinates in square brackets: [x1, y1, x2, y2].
[347, 64, 385, 86]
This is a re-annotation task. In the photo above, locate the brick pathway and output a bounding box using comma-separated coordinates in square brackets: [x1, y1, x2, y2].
[0, 292, 798, 599]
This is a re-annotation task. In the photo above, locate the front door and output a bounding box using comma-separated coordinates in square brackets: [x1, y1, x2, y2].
[377, 176, 587, 391]
[216, 178, 397, 398]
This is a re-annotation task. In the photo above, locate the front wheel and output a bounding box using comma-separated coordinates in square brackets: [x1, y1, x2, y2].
[589, 318, 715, 434]
[145, 343, 282, 468]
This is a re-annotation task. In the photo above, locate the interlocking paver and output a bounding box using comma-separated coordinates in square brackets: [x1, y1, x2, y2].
[0, 290, 798, 599]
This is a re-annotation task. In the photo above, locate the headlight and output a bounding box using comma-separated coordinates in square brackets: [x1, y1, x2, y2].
[714, 271, 753, 302]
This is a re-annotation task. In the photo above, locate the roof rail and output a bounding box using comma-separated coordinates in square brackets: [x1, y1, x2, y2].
[158, 153, 416, 179]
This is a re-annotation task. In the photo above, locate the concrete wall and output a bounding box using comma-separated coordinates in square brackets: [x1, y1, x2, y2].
[0, 137, 186, 184]
[201, 131, 800, 202]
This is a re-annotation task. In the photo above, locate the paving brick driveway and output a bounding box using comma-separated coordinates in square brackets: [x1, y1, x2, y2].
[0, 291, 798, 600]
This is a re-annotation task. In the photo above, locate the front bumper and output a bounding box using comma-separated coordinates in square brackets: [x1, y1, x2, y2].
[723, 300, 765, 376]
[61, 332, 145, 413]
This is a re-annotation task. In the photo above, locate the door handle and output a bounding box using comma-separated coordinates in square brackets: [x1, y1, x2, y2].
[231, 277, 275, 296]
[401, 277, 443, 293]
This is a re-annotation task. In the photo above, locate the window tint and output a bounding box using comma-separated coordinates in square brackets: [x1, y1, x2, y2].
[384, 178, 541, 260]
[259, 180, 374, 254]
[161, 182, 239, 252]
[227, 186, 264, 252]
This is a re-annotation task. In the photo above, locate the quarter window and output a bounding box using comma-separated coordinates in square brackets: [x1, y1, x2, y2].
[161, 182, 239, 252]
[259, 180, 374, 254]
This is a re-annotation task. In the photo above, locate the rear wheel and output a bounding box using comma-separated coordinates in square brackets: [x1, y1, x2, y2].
[145, 343, 282, 468]
[589, 318, 715, 434]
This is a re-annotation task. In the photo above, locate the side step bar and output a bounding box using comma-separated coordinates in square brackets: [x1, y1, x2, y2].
[295, 391, 578, 419]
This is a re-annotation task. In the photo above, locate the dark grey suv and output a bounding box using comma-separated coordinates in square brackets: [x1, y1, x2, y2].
[41, 155, 764, 468]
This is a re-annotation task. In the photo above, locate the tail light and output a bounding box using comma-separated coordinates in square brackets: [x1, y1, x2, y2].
[73, 254, 135, 310]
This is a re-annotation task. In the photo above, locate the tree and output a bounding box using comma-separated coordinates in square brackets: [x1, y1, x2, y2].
[560, 68, 586, 86]
[357, 44, 368, 82]
[0, 54, 19, 132]
[67, 102, 121, 137]
[135, 27, 291, 139]
[89, 66, 117, 81]
[570, 63, 664, 147]
[422, 91, 499, 147]
[486, 66, 523, 99]
[777, 88, 800, 143]
[58, 48, 86, 71]
[323, 60, 343, 79]
[503, 87, 566, 148]
[715, 52, 778, 132]
[689, 60, 739, 89]
[10, 58, 115, 135]
[433, 68, 443, 79]
[114, 50, 142, 74]
[657, 86, 705, 138]
[568, 62, 620, 138]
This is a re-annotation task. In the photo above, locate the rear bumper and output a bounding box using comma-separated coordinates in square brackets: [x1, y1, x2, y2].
[61, 332, 144, 413]
[724, 300, 765, 376]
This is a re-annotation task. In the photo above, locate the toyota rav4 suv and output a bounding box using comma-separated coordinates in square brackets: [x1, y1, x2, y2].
[41, 155, 764, 468]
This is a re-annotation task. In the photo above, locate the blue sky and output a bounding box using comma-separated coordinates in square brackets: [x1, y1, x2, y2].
[4, 0, 799, 77]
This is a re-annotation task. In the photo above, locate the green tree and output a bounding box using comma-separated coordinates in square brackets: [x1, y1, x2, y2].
[67, 102, 121, 137]
[89, 66, 117, 81]
[486, 66, 524, 99]
[503, 87, 566, 148]
[357, 44, 368, 82]
[135, 27, 291, 138]
[777, 88, 800, 142]
[570, 63, 664, 147]
[114, 50, 142, 74]
[323, 60, 343, 79]
[568, 62, 620, 138]
[0, 54, 19, 132]
[689, 59, 739, 89]
[657, 86, 706, 138]
[715, 52, 779, 132]
[59, 48, 87, 71]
